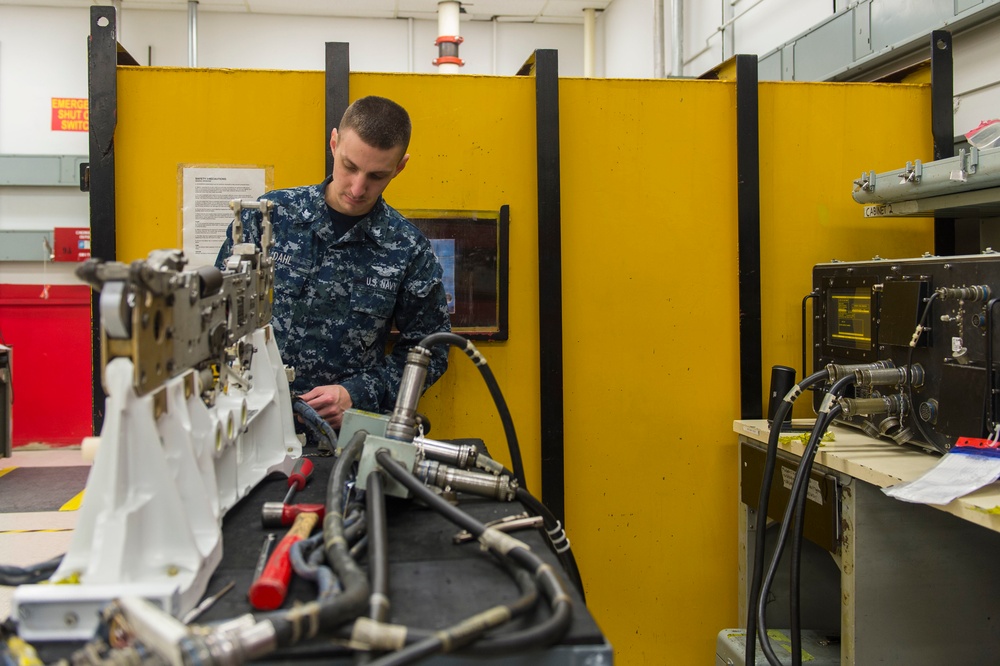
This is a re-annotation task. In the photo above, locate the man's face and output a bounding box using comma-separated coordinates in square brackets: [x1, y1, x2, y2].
[327, 128, 409, 216]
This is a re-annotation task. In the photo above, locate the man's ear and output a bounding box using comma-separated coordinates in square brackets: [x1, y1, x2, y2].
[329, 128, 339, 157]
[394, 153, 410, 177]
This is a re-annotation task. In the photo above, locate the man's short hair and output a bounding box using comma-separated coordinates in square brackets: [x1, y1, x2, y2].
[340, 96, 411, 152]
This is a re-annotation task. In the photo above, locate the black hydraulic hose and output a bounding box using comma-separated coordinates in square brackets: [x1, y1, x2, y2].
[266, 430, 370, 648]
[515, 486, 586, 604]
[331, 559, 541, 657]
[0, 554, 63, 585]
[289, 533, 339, 600]
[344, 508, 368, 547]
[375, 450, 573, 654]
[801, 290, 816, 382]
[418, 332, 527, 491]
[366, 470, 390, 623]
[787, 401, 843, 666]
[364, 563, 540, 666]
[786, 378, 845, 666]
[745, 369, 829, 666]
[293, 397, 338, 454]
[757, 377, 850, 666]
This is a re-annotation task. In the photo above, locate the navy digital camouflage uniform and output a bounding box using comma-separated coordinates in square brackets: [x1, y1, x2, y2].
[216, 176, 450, 413]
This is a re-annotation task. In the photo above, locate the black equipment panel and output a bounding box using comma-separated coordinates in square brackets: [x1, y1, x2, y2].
[813, 254, 1000, 453]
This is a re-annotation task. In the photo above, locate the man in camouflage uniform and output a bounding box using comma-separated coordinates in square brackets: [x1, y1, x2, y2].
[217, 96, 450, 428]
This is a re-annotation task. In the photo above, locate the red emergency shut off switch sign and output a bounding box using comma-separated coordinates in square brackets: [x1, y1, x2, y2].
[51, 98, 88, 131]
[53, 228, 91, 262]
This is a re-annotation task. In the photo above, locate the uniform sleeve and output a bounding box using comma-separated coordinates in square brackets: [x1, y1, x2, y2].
[214, 225, 234, 269]
[339, 243, 451, 413]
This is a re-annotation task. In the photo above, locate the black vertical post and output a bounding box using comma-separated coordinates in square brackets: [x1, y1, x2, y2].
[533, 50, 565, 524]
[325, 43, 351, 178]
[89, 6, 119, 434]
[931, 30, 956, 256]
[735, 54, 763, 420]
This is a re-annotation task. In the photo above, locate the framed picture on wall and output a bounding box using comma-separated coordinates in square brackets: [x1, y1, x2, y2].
[402, 205, 509, 341]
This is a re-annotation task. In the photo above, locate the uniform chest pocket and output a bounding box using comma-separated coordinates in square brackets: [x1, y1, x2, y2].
[351, 283, 395, 317]
[351, 283, 396, 347]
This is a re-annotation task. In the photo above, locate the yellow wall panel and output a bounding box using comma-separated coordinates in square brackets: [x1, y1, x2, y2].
[117, 67, 326, 259]
[559, 77, 741, 663]
[757, 81, 935, 418]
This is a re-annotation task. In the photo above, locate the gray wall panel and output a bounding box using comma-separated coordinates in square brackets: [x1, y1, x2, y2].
[870, 0, 957, 52]
[793, 11, 854, 81]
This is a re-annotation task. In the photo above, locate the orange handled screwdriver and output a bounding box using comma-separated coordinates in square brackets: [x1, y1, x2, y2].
[283, 458, 315, 505]
[247, 511, 319, 611]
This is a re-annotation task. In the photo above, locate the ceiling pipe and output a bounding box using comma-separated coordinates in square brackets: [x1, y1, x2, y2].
[670, 0, 684, 76]
[722, 0, 735, 60]
[492, 15, 498, 75]
[188, 0, 198, 67]
[653, 0, 665, 78]
[112, 0, 122, 40]
[434, 1, 464, 73]
[583, 8, 596, 77]
[408, 16, 414, 72]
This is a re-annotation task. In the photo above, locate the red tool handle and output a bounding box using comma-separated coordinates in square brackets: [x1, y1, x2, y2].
[287, 458, 314, 491]
[283, 503, 326, 525]
[247, 511, 319, 611]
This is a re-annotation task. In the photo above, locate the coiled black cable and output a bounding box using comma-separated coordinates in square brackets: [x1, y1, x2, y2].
[757, 375, 853, 666]
[417, 332, 527, 491]
[745, 369, 828, 666]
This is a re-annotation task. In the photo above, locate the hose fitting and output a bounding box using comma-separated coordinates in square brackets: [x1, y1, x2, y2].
[854, 363, 924, 388]
[179, 619, 278, 666]
[415, 460, 518, 501]
[827, 360, 893, 383]
[937, 285, 991, 302]
[385, 347, 432, 443]
[839, 393, 906, 418]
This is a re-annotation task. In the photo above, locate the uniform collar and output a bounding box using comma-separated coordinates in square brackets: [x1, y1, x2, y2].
[307, 177, 393, 247]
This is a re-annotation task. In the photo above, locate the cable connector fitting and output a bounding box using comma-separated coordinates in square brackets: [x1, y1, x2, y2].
[385, 347, 432, 443]
[839, 394, 906, 418]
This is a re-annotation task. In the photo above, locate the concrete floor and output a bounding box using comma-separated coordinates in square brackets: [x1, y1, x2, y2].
[0, 448, 90, 622]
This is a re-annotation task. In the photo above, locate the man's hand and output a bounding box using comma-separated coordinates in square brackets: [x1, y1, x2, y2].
[299, 385, 354, 428]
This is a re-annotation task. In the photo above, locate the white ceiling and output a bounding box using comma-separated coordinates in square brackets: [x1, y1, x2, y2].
[1, 0, 612, 23]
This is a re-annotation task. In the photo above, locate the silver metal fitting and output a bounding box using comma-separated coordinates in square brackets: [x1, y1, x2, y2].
[385, 347, 432, 443]
[415, 460, 517, 501]
[839, 394, 905, 418]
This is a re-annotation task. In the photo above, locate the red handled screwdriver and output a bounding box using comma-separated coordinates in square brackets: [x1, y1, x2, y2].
[282, 458, 314, 505]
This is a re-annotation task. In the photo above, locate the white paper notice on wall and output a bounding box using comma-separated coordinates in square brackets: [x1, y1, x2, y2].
[883, 448, 1000, 506]
[181, 165, 270, 268]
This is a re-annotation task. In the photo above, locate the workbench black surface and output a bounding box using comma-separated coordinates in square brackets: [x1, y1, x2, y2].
[197, 445, 609, 663]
